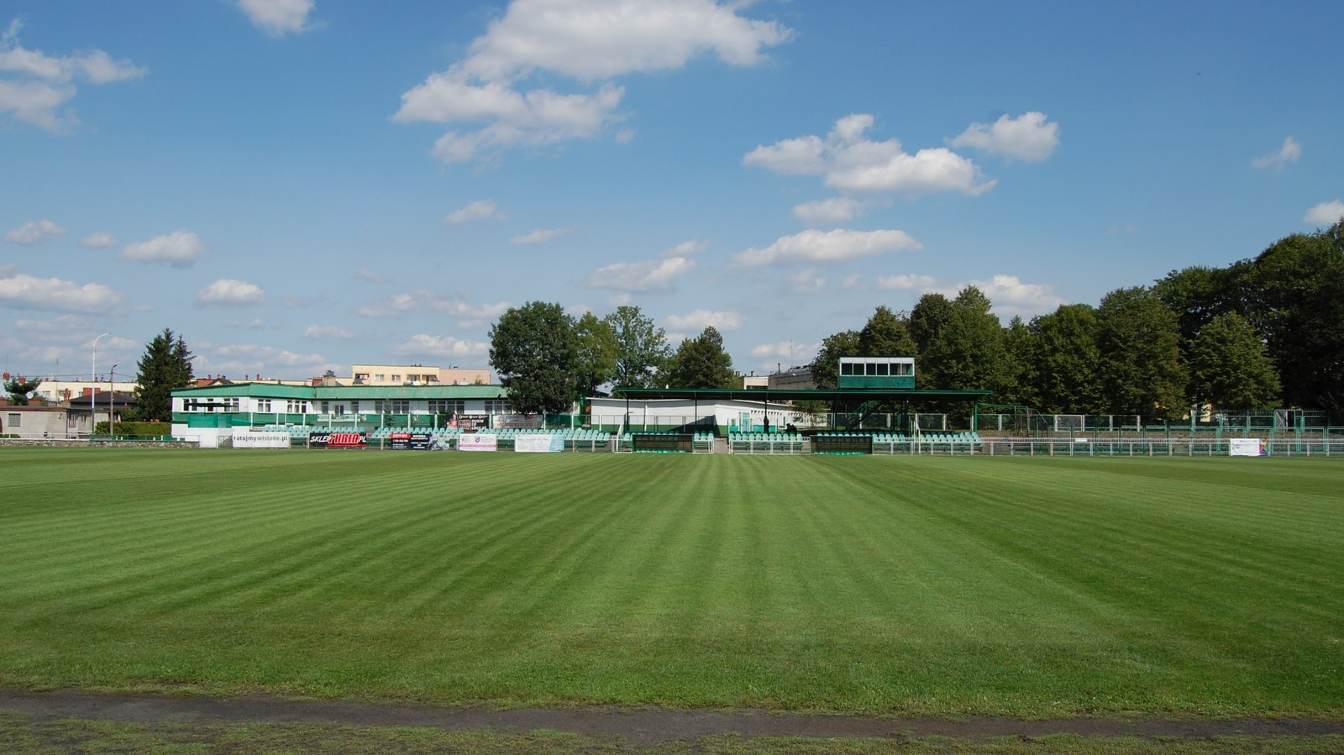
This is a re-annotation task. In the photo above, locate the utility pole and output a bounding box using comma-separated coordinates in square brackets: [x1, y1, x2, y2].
[109, 364, 118, 437]
[92, 332, 110, 382]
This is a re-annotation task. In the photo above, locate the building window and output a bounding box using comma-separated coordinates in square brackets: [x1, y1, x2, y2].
[227, 398, 240, 411]
[334, 404, 346, 416]
[429, 399, 464, 414]
[391, 374, 402, 383]
[375, 374, 385, 382]
[390, 399, 410, 413]
[350, 401, 359, 414]
[287, 400, 309, 414]
[256, 399, 272, 412]
[320, 401, 330, 414]
[485, 400, 511, 414]
[7, 413, 19, 427]
[875, 362, 889, 376]
[841, 362, 855, 376]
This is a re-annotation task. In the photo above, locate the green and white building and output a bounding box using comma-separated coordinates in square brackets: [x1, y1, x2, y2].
[171, 381, 513, 445]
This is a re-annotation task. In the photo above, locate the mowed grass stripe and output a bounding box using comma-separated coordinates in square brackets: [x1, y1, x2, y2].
[1, 449, 1342, 717]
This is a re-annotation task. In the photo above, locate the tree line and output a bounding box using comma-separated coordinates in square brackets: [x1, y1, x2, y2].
[809, 221, 1343, 418]
[489, 304, 737, 414]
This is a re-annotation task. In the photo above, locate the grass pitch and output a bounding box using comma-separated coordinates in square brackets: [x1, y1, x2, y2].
[1, 448, 1342, 718]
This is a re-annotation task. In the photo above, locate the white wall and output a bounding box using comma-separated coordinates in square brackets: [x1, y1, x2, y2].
[588, 398, 807, 430]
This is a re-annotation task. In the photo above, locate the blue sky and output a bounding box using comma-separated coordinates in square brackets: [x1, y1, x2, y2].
[2, 0, 1341, 381]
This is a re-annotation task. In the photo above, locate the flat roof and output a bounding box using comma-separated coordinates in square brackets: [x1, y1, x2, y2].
[612, 387, 991, 402]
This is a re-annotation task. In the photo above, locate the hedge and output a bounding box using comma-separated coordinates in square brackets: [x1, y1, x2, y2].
[95, 421, 171, 436]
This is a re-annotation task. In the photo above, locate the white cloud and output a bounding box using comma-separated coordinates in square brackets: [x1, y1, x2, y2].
[204, 343, 331, 375]
[969, 275, 1064, 317]
[303, 324, 353, 339]
[665, 309, 743, 332]
[1304, 199, 1344, 226]
[392, 334, 490, 358]
[356, 292, 509, 326]
[0, 79, 74, 129]
[394, 0, 790, 163]
[0, 21, 144, 129]
[792, 197, 861, 225]
[510, 227, 571, 245]
[196, 278, 264, 306]
[790, 267, 826, 292]
[5, 218, 64, 244]
[1252, 136, 1301, 170]
[122, 231, 205, 266]
[876, 273, 937, 290]
[751, 340, 816, 361]
[81, 232, 116, 248]
[745, 114, 996, 196]
[444, 199, 503, 224]
[0, 270, 124, 313]
[662, 239, 707, 257]
[354, 267, 385, 285]
[585, 255, 695, 291]
[735, 228, 922, 267]
[236, 0, 315, 36]
[950, 111, 1060, 162]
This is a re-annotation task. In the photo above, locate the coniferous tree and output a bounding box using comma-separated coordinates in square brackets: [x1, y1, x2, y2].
[4, 376, 41, 405]
[134, 329, 192, 421]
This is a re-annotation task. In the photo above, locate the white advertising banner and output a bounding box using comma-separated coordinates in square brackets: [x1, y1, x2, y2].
[458, 433, 498, 452]
[1228, 438, 1262, 457]
[514, 434, 561, 453]
[231, 429, 290, 449]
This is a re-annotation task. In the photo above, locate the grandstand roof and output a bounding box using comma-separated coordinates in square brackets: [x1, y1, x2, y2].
[172, 382, 506, 400]
[613, 387, 991, 402]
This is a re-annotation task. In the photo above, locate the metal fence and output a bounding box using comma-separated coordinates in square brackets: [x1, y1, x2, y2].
[873, 437, 1344, 457]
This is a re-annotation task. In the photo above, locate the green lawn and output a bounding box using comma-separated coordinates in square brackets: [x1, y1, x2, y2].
[1, 448, 1342, 718]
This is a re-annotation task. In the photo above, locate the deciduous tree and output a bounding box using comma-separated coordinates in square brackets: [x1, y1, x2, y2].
[489, 302, 579, 414]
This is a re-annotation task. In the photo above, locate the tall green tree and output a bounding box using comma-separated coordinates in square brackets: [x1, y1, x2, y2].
[1243, 222, 1344, 414]
[910, 293, 954, 356]
[809, 329, 861, 388]
[1188, 312, 1281, 410]
[489, 302, 579, 414]
[604, 305, 671, 388]
[1027, 304, 1104, 414]
[574, 312, 619, 398]
[922, 287, 1008, 391]
[134, 329, 193, 421]
[999, 315, 1036, 407]
[665, 327, 736, 388]
[4, 376, 41, 405]
[1096, 287, 1187, 418]
[858, 306, 916, 356]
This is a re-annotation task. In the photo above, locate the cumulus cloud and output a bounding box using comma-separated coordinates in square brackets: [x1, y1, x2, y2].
[585, 255, 695, 291]
[950, 111, 1060, 162]
[304, 324, 353, 339]
[357, 292, 509, 326]
[0, 19, 144, 129]
[81, 231, 116, 248]
[876, 273, 937, 290]
[751, 340, 816, 361]
[196, 278, 264, 306]
[0, 269, 124, 313]
[510, 227, 571, 245]
[962, 274, 1064, 318]
[121, 231, 205, 266]
[792, 197, 861, 225]
[734, 228, 922, 267]
[1304, 199, 1344, 226]
[5, 218, 64, 244]
[392, 334, 490, 358]
[394, 0, 790, 163]
[662, 239, 707, 257]
[665, 309, 743, 332]
[444, 199, 503, 224]
[745, 113, 996, 196]
[354, 267, 385, 285]
[1252, 136, 1301, 170]
[236, 0, 315, 36]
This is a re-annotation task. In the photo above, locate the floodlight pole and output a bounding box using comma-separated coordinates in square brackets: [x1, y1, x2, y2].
[91, 332, 109, 382]
[109, 364, 118, 437]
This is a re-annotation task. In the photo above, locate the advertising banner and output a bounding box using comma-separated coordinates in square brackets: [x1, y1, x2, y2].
[309, 431, 366, 448]
[458, 433, 497, 452]
[1229, 438, 1263, 457]
[390, 431, 433, 450]
[514, 433, 562, 453]
[231, 429, 290, 449]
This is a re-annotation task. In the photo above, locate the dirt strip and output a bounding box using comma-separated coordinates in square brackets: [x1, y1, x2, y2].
[3, 689, 1343, 745]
